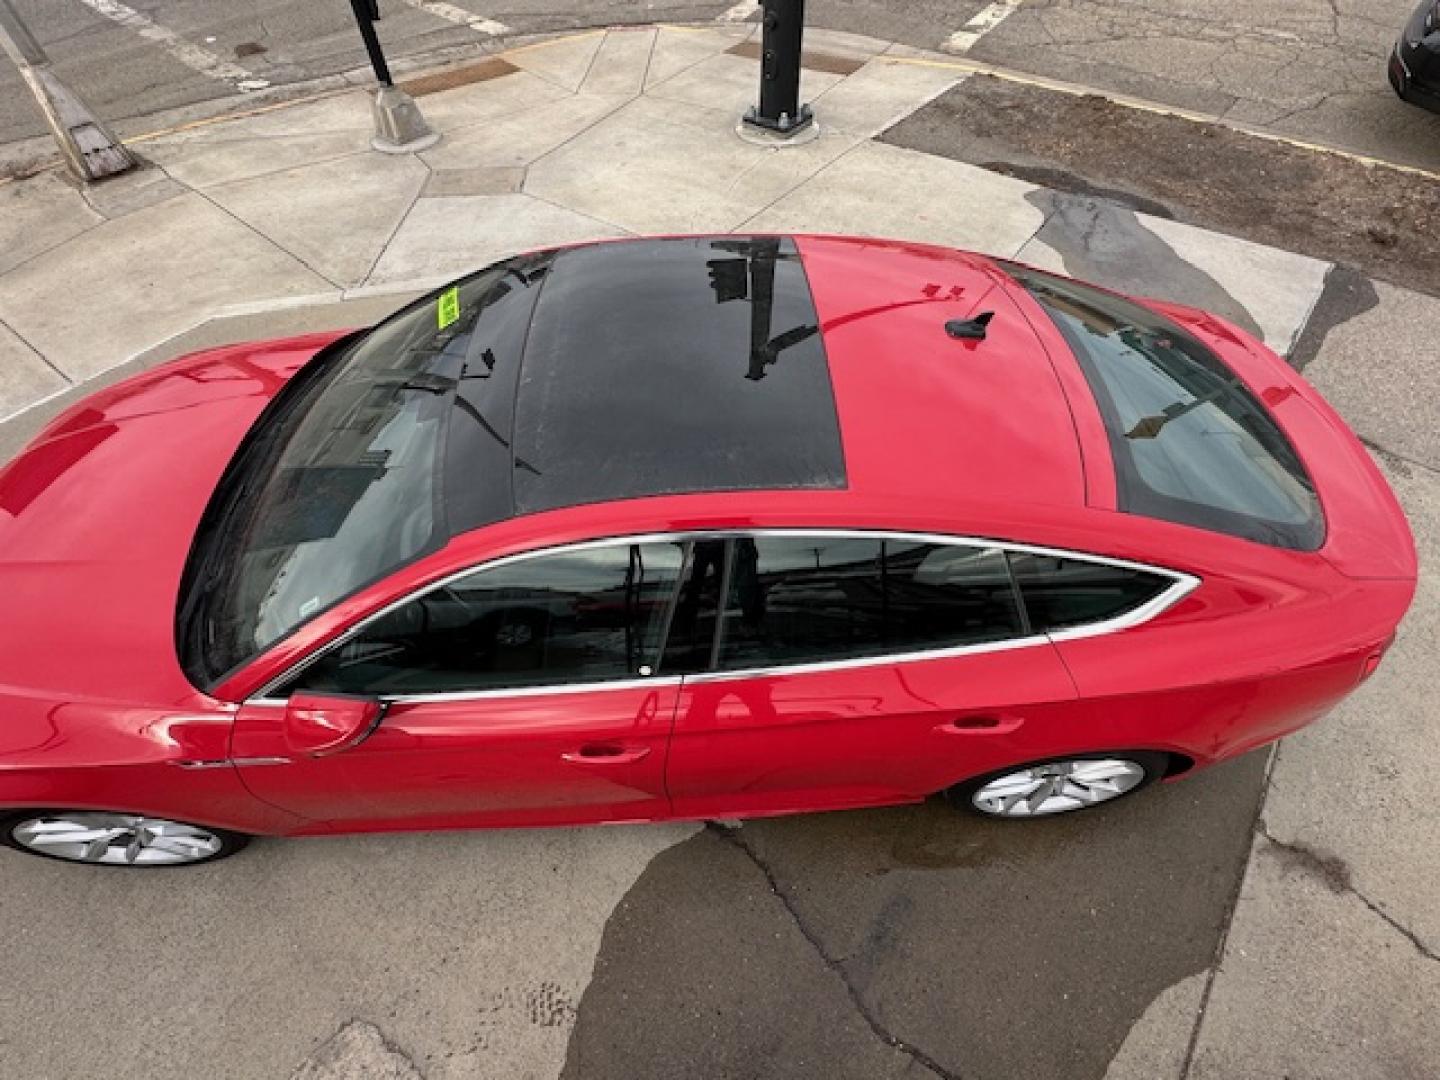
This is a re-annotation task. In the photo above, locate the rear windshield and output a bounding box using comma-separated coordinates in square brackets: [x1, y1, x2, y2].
[1004, 264, 1323, 551]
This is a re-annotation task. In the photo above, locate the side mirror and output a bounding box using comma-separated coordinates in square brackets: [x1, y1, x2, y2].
[283, 692, 386, 757]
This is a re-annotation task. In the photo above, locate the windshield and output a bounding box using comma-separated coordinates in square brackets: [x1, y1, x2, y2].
[1004, 263, 1323, 550]
[178, 257, 547, 688]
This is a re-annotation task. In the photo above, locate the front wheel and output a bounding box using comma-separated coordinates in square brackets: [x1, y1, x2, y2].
[1, 810, 248, 867]
[947, 751, 1171, 819]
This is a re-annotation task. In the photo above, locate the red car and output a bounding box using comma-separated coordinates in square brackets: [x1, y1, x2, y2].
[0, 236, 1415, 868]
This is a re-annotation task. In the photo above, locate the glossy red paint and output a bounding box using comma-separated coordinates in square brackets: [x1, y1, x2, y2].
[0, 334, 345, 835]
[0, 237, 1417, 845]
[793, 237, 1087, 511]
[232, 684, 675, 832]
[665, 644, 1079, 821]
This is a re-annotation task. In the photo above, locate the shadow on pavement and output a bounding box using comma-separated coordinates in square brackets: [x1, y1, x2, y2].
[563, 750, 1270, 1080]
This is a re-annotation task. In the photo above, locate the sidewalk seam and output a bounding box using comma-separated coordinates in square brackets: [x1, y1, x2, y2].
[520, 95, 637, 173]
[359, 163, 432, 289]
[575, 29, 608, 95]
[0, 219, 105, 284]
[1179, 742, 1280, 1079]
[710, 823, 964, 1080]
[731, 138, 869, 232]
[175, 171, 344, 291]
[435, 80, 596, 139]
[1013, 203, 1052, 263]
[639, 25, 659, 93]
[519, 189, 635, 239]
[178, 145, 375, 193]
[0, 314, 71, 385]
[502, 30, 606, 93]
[644, 20, 761, 94]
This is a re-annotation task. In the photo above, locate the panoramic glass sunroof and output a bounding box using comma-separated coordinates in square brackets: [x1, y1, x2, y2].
[511, 237, 847, 515]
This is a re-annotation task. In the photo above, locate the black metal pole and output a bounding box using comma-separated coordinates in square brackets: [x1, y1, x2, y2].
[744, 0, 813, 135]
[349, 0, 393, 86]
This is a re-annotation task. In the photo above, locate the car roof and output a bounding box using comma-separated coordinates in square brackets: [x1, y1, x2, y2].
[793, 235, 1085, 512]
[446, 234, 1086, 538]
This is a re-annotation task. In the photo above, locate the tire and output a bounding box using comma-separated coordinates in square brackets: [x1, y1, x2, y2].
[0, 810, 249, 867]
[946, 751, 1171, 820]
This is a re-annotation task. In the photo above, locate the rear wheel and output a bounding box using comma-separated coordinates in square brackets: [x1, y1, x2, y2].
[948, 751, 1170, 819]
[1, 810, 248, 867]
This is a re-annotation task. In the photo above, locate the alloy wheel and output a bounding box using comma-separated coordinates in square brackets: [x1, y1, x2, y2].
[971, 758, 1148, 817]
[10, 813, 225, 866]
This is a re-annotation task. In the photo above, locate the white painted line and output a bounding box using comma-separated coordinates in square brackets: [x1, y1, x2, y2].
[944, 0, 1024, 55]
[74, 0, 271, 92]
[397, 0, 510, 36]
[718, 2, 760, 23]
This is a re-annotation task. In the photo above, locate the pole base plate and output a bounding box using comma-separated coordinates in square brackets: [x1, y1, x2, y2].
[737, 104, 820, 147]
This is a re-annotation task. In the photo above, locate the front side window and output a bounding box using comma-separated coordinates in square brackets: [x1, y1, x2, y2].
[281, 543, 685, 696]
[1004, 264, 1323, 550]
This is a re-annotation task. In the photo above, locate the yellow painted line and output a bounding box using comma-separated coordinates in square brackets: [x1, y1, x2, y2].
[124, 87, 359, 145]
[875, 53, 1440, 183]
[655, 23, 734, 34]
[499, 27, 605, 57]
[0, 83, 359, 186]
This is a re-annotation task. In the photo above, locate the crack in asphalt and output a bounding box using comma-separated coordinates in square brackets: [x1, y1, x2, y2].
[708, 823, 964, 1080]
[1324, 0, 1342, 42]
[1258, 827, 1440, 965]
[1025, 0, 1395, 103]
[290, 1019, 426, 1080]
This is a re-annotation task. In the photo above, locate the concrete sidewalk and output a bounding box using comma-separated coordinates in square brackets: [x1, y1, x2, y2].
[1, 22, 1341, 422]
[0, 23, 1435, 1080]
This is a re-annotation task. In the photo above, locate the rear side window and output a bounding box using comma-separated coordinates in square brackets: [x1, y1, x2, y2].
[1004, 264, 1323, 551]
[713, 537, 1024, 671]
[1007, 552, 1170, 632]
[281, 543, 684, 695]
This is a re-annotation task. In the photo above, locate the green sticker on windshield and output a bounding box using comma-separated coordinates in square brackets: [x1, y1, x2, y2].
[437, 286, 460, 330]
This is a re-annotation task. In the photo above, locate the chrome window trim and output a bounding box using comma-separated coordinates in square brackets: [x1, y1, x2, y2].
[682, 632, 1056, 685]
[249, 674, 686, 709]
[249, 529, 1200, 704]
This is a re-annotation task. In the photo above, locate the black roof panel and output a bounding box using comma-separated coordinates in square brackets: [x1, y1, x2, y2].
[510, 237, 846, 515]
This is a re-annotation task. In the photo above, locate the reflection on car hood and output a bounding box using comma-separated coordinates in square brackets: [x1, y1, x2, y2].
[0, 333, 344, 705]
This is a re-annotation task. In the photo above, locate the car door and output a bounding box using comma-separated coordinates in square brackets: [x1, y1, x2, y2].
[230, 539, 687, 830]
[663, 533, 1085, 819]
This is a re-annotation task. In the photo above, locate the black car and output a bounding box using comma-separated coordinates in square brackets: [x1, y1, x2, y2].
[1391, 1, 1440, 113]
